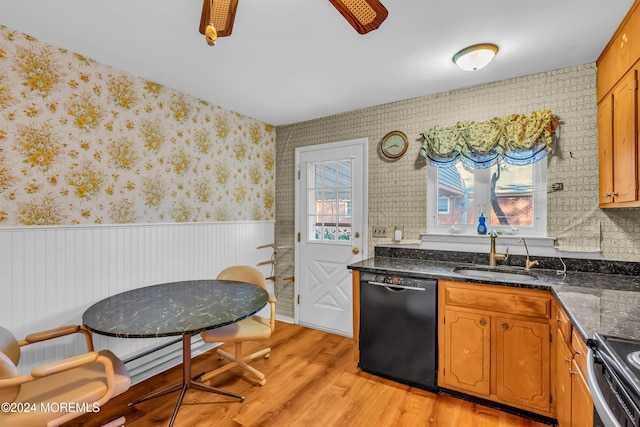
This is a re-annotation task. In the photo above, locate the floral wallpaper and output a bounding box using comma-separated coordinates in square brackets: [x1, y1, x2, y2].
[0, 25, 275, 226]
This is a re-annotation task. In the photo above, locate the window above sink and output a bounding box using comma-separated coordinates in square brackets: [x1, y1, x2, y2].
[426, 160, 547, 237]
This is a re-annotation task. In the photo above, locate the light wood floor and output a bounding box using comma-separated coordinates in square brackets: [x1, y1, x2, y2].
[65, 322, 549, 427]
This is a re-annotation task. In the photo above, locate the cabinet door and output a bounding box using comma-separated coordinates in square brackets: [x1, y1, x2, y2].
[495, 316, 550, 412]
[598, 94, 614, 206]
[612, 70, 638, 203]
[571, 360, 594, 427]
[555, 333, 573, 427]
[443, 309, 490, 396]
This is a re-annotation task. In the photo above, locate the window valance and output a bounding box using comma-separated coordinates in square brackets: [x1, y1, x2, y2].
[420, 109, 559, 169]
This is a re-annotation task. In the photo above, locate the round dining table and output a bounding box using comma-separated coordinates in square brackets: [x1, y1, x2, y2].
[83, 279, 268, 427]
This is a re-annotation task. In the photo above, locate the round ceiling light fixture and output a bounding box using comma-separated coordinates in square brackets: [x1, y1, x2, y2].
[453, 43, 499, 71]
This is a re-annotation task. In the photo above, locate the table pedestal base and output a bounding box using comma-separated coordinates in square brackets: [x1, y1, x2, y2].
[130, 334, 244, 426]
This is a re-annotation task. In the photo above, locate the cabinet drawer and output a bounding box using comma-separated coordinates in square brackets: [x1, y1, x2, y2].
[571, 329, 589, 378]
[443, 281, 551, 319]
[555, 304, 572, 344]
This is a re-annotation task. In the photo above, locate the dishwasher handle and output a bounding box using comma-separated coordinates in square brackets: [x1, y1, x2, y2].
[366, 281, 426, 291]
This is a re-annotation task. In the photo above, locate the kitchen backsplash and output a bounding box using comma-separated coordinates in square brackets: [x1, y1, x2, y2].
[375, 246, 640, 277]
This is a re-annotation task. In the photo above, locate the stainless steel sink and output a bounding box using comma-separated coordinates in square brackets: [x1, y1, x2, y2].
[453, 267, 537, 282]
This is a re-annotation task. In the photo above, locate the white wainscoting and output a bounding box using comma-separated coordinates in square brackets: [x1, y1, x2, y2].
[0, 221, 275, 377]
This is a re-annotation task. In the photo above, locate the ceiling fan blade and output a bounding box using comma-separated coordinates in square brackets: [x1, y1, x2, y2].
[328, 0, 388, 34]
[199, 0, 239, 38]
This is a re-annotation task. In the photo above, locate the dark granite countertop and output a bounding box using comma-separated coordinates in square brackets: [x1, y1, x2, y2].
[83, 279, 268, 338]
[349, 254, 640, 344]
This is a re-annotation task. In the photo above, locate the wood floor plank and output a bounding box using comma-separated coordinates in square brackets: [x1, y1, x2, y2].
[64, 322, 551, 427]
[393, 387, 439, 427]
[251, 336, 355, 426]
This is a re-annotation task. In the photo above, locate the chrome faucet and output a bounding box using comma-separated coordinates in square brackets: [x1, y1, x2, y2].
[489, 231, 509, 266]
[519, 237, 539, 270]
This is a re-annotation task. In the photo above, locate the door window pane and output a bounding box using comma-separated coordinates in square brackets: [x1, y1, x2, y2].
[308, 159, 353, 242]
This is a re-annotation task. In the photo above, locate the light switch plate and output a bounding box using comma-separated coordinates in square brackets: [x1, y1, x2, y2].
[372, 226, 387, 237]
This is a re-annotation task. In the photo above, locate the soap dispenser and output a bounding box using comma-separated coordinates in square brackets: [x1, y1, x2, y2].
[477, 213, 487, 235]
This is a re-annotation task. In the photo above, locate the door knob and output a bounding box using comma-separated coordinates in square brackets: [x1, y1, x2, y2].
[352, 247, 360, 255]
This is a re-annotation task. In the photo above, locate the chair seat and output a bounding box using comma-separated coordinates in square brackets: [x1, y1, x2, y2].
[199, 265, 275, 385]
[0, 350, 130, 427]
[201, 315, 271, 343]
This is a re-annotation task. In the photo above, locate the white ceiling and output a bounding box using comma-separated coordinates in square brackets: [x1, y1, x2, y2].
[0, 0, 634, 126]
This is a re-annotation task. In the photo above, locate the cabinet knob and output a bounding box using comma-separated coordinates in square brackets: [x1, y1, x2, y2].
[479, 319, 486, 326]
[564, 357, 571, 364]
[502, 323, 508, 330]
[606, 193, 611, 198]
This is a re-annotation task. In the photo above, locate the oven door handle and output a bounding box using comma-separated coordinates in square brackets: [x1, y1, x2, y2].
[587, 348, 622, 427]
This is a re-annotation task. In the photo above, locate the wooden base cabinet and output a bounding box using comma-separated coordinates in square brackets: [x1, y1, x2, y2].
[556, 335, 573, 427]
[438, 280, 553, 417]
[554, 304, 594, 427]
[571, 361, 594, 427]
[442, 309, 491, 396]
[496, 316, 550, 412]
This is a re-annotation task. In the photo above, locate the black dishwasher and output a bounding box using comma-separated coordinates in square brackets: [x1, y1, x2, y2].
[359, 272, 438, 392]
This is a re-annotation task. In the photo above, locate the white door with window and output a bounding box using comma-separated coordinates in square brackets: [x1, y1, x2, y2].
[295, 138, 367, 337]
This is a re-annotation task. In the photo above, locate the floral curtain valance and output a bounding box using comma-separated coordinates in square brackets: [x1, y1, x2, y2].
[420, 109, 559, 169]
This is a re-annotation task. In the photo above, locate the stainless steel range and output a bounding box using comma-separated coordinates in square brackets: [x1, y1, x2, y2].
[588, 333, 640, 427]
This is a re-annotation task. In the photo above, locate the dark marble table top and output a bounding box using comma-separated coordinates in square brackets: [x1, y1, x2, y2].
[349, 256, 640, 344]
[83, 279, 268, 338]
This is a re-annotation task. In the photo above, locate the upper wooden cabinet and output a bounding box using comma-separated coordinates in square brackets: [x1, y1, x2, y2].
[598, 93, 614, 205]
[598, 69, 639, 206]
[597, 0, 640, 102]
[597, 1, 640, 208]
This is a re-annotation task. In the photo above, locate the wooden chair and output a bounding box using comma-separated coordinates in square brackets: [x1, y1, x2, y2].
[200, 265, 276, 385]
[0, 325, 130, 427]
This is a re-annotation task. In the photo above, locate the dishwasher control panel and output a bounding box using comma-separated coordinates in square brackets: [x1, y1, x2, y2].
[368, 274, 435, 290]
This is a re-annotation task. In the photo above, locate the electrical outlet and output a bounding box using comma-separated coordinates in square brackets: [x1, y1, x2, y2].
[372, 226, 387, 238]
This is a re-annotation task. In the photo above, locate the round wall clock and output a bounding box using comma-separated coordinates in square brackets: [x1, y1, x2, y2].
[381, 130, 409, 159]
